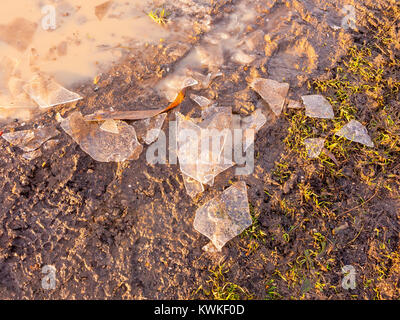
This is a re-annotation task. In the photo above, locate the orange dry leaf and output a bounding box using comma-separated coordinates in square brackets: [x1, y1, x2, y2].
[84, 90, 186, 121]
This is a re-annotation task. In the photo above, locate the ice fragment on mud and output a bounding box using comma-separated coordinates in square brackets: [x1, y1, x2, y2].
[304, 138, 325, 158]
[2, 126, 60, 152]
[190, 94, 212, 108]
[241, 109, 267, 151]
[335, 120, 374, 147]
[22, 149, 42, 161]
[250, 78, 289, 116]
[60, 112, 143, 162]
[301, 95, 334, 119]
[287, 99, 303, 109]
[182, 173, 204, 199]
[232, 50, 256, 65]
[100, 120, 119, 134]
[176, 109, 234, 189]
[133, 113, 167, 145]
[23, 74, 82, 109]
[193, 181, 252, 252]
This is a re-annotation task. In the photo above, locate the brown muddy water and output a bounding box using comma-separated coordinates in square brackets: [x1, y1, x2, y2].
[0, 0, 399, 299]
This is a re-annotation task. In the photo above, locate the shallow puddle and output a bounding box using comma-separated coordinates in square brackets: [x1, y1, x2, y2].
[0, 0, 172, 123]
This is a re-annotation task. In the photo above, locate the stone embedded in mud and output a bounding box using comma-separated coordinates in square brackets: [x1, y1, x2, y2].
[301, 95, 334, 119]
[133, 113, 167, 145]
[60, 112, 143, 162]
[250, 78, 289, 116]
[23, 74, 82, 109]
[304, 137, 325, 158]
[2, 126, 60, 152]
[190, 94, 212, 108]
[335, 120, 374, 147]
[193, 181, 252, 252]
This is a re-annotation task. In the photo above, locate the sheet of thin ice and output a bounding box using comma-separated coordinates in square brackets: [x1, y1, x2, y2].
[193, 181, 252, 252]
[23, 74, 82, 109]
[177, 108, 234, 187]
[60, 111, 143, 162]
[250, 78, 289, 116]
[133, 113, 167, 145]
[2, 126, 60, 152]
[304, 138, 325, 158]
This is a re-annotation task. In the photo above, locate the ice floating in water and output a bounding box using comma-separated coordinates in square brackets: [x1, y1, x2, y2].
[23, 74, 82, 109]
[193, 181, 252, 252]
[190, 94, 212, 108]
[301, 95, 334, 119]
[60, 112, 143, 162]
[335, 120, 374, 147]
[133, 113, 167, 145]
[250, 78, 289, 116]
[304, 138, 325, 158]
[2, 126, 60, 152]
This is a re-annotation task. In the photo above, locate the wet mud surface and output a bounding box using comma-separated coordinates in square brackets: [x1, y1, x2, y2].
[0, 0, 399, 299]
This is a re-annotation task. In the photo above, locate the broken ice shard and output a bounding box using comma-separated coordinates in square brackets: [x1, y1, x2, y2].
[241, 108, 267, 151]
[250, 78, 289, 116]
[160, 75, 198, 102]
[176, 108, 234, 188]
[100, 119, 120, 134]
[190, 94, 212, 108]
[287, 99, 303, 109]
[182, 173, 204, 199]
[2, 126, 60, 152]
[22, 149, 42, 161]
[335, 120, 374, 147]
[301, 95, 334, 119]
[133, 113, 167, 145]
[193, 181, 252, 252]
[23, 74, 82, 109]
[60, 112, 143, 162]
[232, 50, 256, 65]
[304, 138, 325, 158]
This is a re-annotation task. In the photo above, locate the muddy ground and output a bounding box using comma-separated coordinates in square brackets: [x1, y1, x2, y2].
[0, 0, 399, 299]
